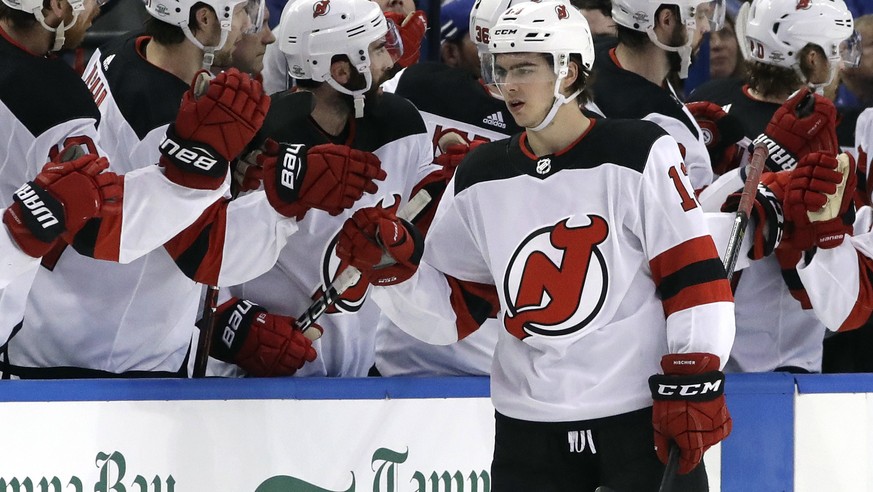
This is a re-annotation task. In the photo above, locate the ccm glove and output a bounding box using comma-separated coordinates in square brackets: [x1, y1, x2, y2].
[752, 87, 839, 172]
[209, 298, 319, 377]
[384, 10, 427, 68]
[161, 69, 270, 190]
[686, 101, 745, 175]
[649, 353, 732, 475]
[336, 204, 423, 286]
[782, 152, 856, 250]
[261, 139, 386, 219]
[3, 149, 123, 257]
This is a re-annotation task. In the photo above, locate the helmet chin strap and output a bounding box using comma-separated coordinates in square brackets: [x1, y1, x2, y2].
[528, 76, 581, 132]
[646, 26, 694, 79]
[325, 77, 371, 118]
[803, 61, 840, 95]
[181, 25, 229, 72]
[33, 8, 81, 52]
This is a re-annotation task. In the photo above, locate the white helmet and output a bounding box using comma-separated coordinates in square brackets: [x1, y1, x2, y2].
[468, 0, 531, 86]
[278, 0, 401, 117]
[611, 0, 726, 77]
[488, 0, 594, 131]
[740, 0, 857, 85]
[2, 0, 85, 51]
[144, 0, 251, 63]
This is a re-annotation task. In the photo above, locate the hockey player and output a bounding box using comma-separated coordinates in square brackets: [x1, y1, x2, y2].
[586, 0, 724, 191]
[0, 0, 270, 352]
[220, 0, 439, 378]
[3, 0, 384, 378]
[689, 0, 857, 374]
[688, 0, 858, 174]
[338, 2, 734, 488]
[372, 0, 524, 376]
[213, 0, 276, 79]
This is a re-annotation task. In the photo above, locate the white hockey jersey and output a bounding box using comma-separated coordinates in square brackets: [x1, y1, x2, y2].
[0, 29, 226, 350]
[4, 35, 295, 377]
[230, 89, 438, 377]
[373, 119, 735, 422]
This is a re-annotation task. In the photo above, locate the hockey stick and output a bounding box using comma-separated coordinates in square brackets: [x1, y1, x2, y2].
[190, 71, 220, 379]
[722, 143, 768, 281]
[657, 145, 769, 487]
[293, 189, 433, 340]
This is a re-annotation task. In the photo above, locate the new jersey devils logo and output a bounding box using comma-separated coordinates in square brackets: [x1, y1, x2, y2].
[503, 215, 609, 339]
[555, 4, 569, 19]
[313, 0, 330, 18]
[795, 0, 811, 10]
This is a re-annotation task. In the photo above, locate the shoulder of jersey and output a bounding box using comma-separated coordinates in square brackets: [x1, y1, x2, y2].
[368, 92, 427, 138]
[591, 53, 698, 138]
[687, 77, 745, 104]
[0, 38, 99, 137]
[453, 119, 667, 194]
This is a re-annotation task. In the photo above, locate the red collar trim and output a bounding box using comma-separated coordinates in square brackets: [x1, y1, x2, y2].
[0, 25, 44, 57]
[519, 118, 597, 160]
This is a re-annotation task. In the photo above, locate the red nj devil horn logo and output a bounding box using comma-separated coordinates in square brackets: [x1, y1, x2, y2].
[795, 0, 811, 10]
[313, 0, 330, 18]
[555, 4, 569, 19]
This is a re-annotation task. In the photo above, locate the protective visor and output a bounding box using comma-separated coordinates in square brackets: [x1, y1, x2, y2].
[839, 30, 862, 69]
[489, 53, 558, 97]
[384, 17, 405, 64]
[692, 0, 725, 32]
[243, 0, 266, 35]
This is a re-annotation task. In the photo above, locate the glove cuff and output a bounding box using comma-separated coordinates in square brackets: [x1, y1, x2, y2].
[9, 182, 66, 242]
[208, 298, 267, 363]
[752, 134, 798, 172]
[649, 370, 725, 402]
[159, 124, 229, 190]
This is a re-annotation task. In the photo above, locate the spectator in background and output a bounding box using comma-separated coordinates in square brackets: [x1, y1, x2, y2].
[835, 14, 873, 149]
[709, 13, 744, 80]
[214, 0, 277, 79]
[574, 0, 616, 39]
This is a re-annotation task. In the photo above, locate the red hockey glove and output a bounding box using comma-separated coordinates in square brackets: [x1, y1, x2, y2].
[336, 204, 423, 286]
[752, 87, 838, 173]
[208, 298, 318, 377]
[435, 140, 486, 181]
[161, 69, 270, 190]
[260, 139, 386, 220]
[721, 170, 789, 260]
[686, 101, 745, 175]
[384, 10, 427, 68]
[649, 353, 732, 475]
[782, 152, 856, 250]
[3, 150, 123, 257]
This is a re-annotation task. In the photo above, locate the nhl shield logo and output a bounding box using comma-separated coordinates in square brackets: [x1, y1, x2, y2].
[536, 158, 552, 174]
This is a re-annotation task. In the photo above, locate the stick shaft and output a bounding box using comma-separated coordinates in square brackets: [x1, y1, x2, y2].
[722, 143, 768, 280]
[193, 284, 220, 378]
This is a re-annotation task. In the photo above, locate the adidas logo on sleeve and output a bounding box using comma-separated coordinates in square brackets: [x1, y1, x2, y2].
[482, 111, 507, 129]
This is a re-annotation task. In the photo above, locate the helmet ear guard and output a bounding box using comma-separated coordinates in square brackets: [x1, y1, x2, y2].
[278, 0, 396, 117]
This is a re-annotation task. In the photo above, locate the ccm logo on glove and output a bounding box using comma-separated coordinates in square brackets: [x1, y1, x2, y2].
[653, 380, 723, 398]
[159, 135, 220, 172]
[220, 299, 256, 348]
[13, 183, 60, 231]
